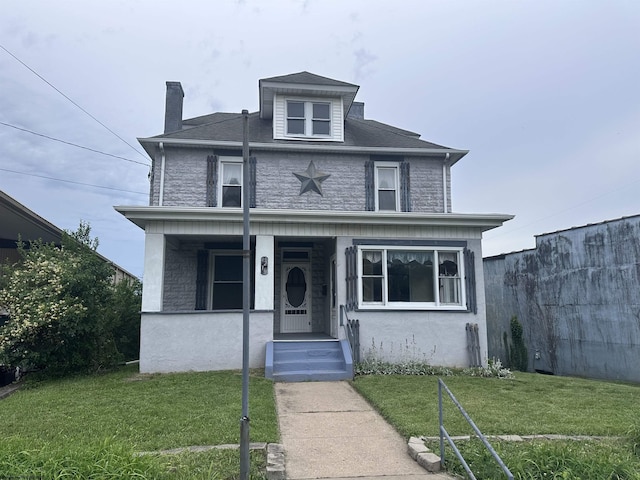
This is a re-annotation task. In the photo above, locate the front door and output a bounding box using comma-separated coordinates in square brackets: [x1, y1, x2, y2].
[280, 262, 312, 333]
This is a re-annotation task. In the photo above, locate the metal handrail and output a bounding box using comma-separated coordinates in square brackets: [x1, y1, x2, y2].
[438, 379, 513, 479]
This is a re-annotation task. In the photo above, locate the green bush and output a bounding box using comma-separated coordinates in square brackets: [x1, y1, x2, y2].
[509, 316, 528, 372]
[0, 222, 140, 375]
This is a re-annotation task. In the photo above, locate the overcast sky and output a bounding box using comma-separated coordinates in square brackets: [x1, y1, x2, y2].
[1, 0, 639, 278]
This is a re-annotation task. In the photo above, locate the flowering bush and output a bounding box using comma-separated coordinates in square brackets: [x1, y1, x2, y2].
[0, 222, 135, 375]
[461, 357, 514, 379]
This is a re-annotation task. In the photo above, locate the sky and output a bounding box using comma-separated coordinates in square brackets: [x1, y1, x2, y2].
[1, 0, 639, 278]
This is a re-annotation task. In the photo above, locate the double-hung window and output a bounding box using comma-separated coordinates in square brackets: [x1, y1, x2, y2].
[209, 253, 243, 310]
[286, 100, 331, 137]
[375, 162, 399, 211]
[358, 246, 465, 309]
[219, 158, 242, 207]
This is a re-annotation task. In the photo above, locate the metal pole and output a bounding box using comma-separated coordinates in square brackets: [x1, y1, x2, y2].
[240, 109, 250, 480]
[439, 379, 445, 469]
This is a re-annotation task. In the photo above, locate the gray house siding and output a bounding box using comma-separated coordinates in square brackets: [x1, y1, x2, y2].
[150, 148, 448, 213]
[256, 151, 367, 211]
[484, 215, 640, 383]
[163, 245, 198, 311]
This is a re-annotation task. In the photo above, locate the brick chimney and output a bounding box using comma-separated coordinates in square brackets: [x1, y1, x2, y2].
[347, 101, 364, 120]
[164, 81, 184, 133]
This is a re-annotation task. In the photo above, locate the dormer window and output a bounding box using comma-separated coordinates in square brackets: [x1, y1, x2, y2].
[273, 95, 342, 141]
[286, 100, 331, 137]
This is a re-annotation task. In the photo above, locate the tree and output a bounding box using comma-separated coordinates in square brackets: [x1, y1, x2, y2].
[0, 222, 137, 375]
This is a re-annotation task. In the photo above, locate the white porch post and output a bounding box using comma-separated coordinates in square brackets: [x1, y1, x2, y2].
[254, 235, 274, 310]
[141, 232, 166, 312]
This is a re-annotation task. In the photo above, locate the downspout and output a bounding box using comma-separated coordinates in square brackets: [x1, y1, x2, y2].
[158, 142, 166, 206]
[442, 152, 450, 213]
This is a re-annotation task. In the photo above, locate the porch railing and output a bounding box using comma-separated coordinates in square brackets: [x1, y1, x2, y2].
[340, 305, 360, 364]
[438, 378, 513, 479]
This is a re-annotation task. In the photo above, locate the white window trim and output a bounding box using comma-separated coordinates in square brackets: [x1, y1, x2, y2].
[374, 162, 400, 212]
[283, 97, 336, 140]
[218, 156, 243, 208]
[356, 245, 467, 311]
[286, 99, 331, 138]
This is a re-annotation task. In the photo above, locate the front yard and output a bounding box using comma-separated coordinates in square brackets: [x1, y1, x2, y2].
[0, 365, 278, 479]
[2, 365, 639, 479]
[354, 373, 640, 479]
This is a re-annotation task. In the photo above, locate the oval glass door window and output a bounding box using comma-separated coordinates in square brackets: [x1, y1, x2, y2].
[286, 267, 307, 307]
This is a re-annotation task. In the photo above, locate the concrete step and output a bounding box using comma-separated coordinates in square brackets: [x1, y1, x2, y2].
[271, 369, 352, 382]
[265, 339, 354, 382]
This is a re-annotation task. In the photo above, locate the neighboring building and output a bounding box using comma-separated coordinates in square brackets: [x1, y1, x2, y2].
[484, 215, 640, 383]
[116, 72, 512, 380]
[0, 190, 136, 285]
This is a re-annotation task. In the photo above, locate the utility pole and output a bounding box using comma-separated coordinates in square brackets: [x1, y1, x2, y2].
[239, 109, 250, 480]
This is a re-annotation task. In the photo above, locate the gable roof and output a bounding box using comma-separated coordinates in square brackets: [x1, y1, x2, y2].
[259, 71, 359, 120]
[260, 71, 358, 88]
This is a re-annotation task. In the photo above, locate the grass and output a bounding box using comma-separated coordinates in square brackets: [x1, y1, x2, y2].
[0, 365, 278, 479]
[353, 372, 640, 479]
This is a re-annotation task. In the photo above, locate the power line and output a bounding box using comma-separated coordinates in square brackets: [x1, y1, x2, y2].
[0, 121, 150, 167]
[0, 43, 149, 161]
[0, 167, 148, 196]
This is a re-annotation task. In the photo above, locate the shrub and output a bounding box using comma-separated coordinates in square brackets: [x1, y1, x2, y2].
[461, 357, 514, 379]
[0, 222, 137, 375]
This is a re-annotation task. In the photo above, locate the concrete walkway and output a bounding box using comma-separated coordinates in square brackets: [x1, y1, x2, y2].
[274, 381, 453, 479]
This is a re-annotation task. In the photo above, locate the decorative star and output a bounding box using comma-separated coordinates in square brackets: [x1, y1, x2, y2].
[293, 161, 331, 196]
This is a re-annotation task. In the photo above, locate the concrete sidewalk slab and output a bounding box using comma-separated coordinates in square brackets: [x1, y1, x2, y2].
[275, 381, 453, 479]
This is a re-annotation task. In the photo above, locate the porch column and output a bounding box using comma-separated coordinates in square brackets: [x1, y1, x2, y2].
[254, 235, 274, 310]
[141, 233, 165, 312]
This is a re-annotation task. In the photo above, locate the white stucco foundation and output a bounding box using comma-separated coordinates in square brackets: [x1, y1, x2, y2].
[356, 312, 487, 367]
[139, 311, 273, 373]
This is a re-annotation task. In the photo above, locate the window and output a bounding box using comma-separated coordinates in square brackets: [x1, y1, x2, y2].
[286, 100, 331, 137]
[358, 247, 465, 309]
[210, 254, 243, 310]
[375, 163, 399, 211]
[219, 159, 242, 207]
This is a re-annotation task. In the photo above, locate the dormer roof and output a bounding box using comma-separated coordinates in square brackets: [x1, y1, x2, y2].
[259, 71, 359, 120]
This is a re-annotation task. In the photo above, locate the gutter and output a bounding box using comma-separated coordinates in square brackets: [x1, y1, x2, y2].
[114, 205, 514, 231]
[443, 152, 450, 213]
[158, 142, 166, 206]
[138, 137, 469, 163]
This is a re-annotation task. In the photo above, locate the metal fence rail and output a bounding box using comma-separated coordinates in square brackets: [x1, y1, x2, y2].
[438, 379, 513, 479]
[340, 305, 360, 364]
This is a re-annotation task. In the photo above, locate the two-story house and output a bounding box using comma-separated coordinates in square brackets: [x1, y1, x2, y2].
[116, 72, 512, 380]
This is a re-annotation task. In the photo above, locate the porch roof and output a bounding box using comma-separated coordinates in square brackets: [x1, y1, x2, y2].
[114, 206, 513, 234]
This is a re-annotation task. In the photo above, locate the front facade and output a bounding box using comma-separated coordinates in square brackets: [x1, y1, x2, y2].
[117, 72, 512, 376]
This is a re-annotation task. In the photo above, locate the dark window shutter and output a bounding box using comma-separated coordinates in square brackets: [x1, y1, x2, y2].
[464, 248, 477, 314]
[345, 246, 358, 311]
[400, 161, 411, 212]
[249, 156, 257, 208]
[195, 250, 209, 310]
[206, 155, 218, 207]
[364, 160, 374, 211]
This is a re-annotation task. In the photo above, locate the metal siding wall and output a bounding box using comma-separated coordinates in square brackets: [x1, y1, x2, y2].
[484, 216, 640, 382]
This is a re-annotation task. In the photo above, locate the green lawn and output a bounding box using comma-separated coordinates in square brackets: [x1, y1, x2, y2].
[353, 373, 640, 479]
[0, 365, 278, 479]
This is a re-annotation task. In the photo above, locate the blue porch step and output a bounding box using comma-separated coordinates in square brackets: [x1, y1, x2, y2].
[265, 340, 353, 382]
